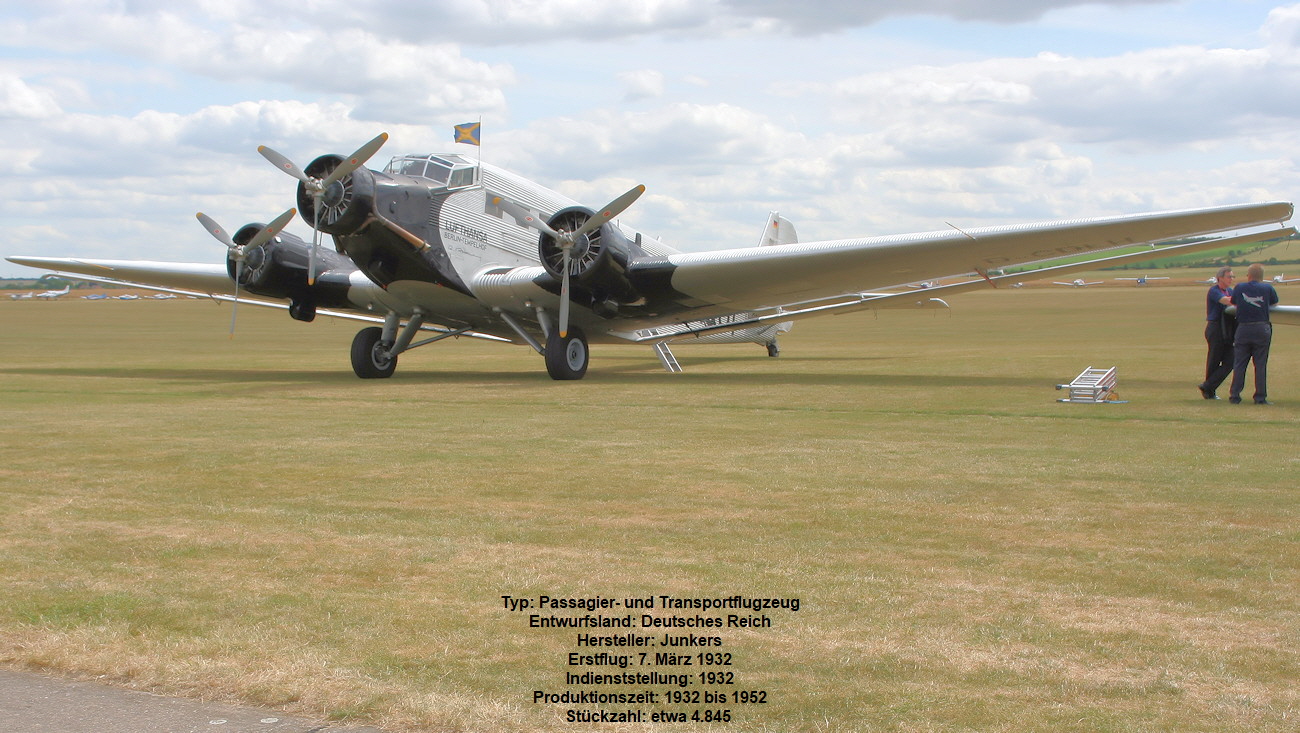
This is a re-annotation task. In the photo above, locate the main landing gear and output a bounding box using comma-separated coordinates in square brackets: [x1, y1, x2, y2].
[496, 307, 591, 381]
[347, 311, 471, 379]
[351, 326, 397, 379]
[544, 327, 589, 380]
[347, 310, 592, 381]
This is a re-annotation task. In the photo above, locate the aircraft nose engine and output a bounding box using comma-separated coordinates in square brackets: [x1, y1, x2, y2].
[296, 154, 377, 236]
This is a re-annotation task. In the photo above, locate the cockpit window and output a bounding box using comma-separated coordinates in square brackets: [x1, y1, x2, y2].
[384, 154, 478, 189]
[448, 167, 475, 188]
[399, 159, 429, 178]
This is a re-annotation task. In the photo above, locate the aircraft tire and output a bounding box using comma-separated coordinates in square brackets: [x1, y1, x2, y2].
[351, 326, 397, 379]
[545, 327, 588, 380]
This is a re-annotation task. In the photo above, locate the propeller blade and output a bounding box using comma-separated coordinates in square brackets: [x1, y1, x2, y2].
[196, 212, 237, 250]
[245, 208, 297, 250]
[558, 245, 572, 338]
[573, 184, 645, 239]
[492, 195, 562, 239]
[257, 145, 311, 185]
[229, 259, 242, 339]
[308, 198, 322, 286]
[322, 132, 389, 188]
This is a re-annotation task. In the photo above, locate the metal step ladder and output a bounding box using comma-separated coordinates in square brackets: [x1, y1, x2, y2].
[1055, 366, 1124, 403]
[653, 342, 683, 373]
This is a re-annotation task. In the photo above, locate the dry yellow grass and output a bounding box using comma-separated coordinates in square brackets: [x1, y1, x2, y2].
[1, 283, 1297, 731]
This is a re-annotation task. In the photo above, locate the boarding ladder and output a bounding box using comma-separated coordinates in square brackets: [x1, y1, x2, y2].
[653, 342, 683, 373]
[1055, 366, 1123, 403]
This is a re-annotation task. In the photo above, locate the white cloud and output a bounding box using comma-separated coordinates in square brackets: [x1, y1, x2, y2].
[620, 70, 666, 101]
[0, 74, 63, 119]
[719, 0, 1176, 34]
[1262, 3, 1300, 49]
[2, 1, 1299, 273]
[9, 5, 514, 123]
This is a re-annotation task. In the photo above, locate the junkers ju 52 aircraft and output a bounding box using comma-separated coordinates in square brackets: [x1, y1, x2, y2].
[8, 133, 1298, 379]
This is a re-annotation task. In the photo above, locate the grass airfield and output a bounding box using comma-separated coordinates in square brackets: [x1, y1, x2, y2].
[1, 283, 1297, 732]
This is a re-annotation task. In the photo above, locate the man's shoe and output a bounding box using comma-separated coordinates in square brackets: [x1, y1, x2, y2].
[1255, 400, 1273, 405]
[1199, 384, 1218, 399]
[1229, 397, 1242, 404]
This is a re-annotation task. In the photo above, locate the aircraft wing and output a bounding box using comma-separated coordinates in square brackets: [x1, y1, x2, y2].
[611, 225, 1296, 343]
[4, 256, 512, 342]
[649, 202, 1293, 312]
[1272, 305, 1300, 326]
[5, 257, 237, 296]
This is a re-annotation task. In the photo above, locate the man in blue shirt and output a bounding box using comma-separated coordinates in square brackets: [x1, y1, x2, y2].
[1228, 263, 1280, 404]
[1199, 266, 1235, 399]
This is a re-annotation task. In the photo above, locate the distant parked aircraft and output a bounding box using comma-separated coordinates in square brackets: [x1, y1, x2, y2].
[9, 284, 70, 300]
[1053, 279, 1102, 287]
[1116, 275, 1169, 285]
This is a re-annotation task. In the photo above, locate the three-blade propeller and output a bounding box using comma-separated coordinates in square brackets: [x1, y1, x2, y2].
[197, 208, 296, 337]
[500, 184, 645, 338]
[257, 133, 388, 285]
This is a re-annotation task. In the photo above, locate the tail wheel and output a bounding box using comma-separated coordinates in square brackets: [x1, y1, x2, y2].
[351, 326, 397, 379]
[545, 326, 589, 380]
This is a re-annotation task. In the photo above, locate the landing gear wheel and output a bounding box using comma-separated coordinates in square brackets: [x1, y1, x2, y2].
[766, 341, 780, 357]
[545, 326, 589, 380]
[351, 326, 397, 379]
[289, 297, 317, 322]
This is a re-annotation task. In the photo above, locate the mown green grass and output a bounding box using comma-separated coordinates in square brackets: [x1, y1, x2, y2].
[1, 284, 1297, 732]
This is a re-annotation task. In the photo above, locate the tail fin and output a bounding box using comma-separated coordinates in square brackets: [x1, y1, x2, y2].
[758, 212, 798, 246]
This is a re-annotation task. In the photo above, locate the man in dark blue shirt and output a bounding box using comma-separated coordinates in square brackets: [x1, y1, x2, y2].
[1199, 266, 1235, 399]
[1228, 263, 1280, 404]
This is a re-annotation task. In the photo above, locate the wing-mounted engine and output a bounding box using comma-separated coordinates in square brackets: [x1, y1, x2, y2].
[537, 206, 645, 310]
[197, 210, 355, 325]
[226, 223, 351, 299]
[296, 154, 377, 237]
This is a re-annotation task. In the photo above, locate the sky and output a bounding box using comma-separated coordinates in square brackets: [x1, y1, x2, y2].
[3, 0, 1300, 277]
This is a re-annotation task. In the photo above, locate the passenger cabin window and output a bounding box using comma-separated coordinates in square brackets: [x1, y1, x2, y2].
[384, 154, 479, 190]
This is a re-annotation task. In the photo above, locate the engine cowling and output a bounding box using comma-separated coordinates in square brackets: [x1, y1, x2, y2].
[223, 223, 356, 321]
[296, 154, 376, 236]
[228, 223, 358, 298]
[537, 206, 643, 306]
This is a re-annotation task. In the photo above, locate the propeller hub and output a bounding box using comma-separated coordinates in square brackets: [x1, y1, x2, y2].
[321, 179, 347, 208]
[241, 245, 266, 277]
[567, 232, 593, 262]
